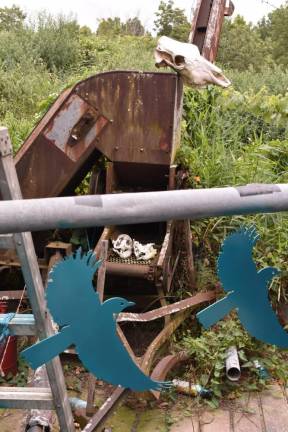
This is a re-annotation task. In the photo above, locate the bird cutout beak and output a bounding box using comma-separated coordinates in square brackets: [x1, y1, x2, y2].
[126, 301, 136, 309]
[154, 36, 231, 88]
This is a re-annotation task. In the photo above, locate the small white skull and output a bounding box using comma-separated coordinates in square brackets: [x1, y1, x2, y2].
[133, 241, 157, 261]
[154, 36, 231, 89]
[112, 234, 133, 259]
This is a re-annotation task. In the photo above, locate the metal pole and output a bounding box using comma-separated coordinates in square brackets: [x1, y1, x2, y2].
[0, 184, 288, 234]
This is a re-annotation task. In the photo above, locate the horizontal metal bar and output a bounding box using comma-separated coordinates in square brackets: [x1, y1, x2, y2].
[0, 184, 287, 234]
[0, 234, 14, 249]
[0, 313, 36, 335]
[0, 387, 54, 410]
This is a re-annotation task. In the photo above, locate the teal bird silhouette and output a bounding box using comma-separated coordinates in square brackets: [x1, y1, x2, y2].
[197, 226, 288, 348]
[21, 250, 171, 392]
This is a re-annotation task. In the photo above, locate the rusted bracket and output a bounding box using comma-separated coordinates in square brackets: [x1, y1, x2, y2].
[86, 240, 108, 416]
[118, 291, 216, 323]
[150, 352, 189, 399]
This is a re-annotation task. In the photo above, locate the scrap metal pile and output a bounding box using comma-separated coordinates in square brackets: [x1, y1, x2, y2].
[0, 1, 236, 430]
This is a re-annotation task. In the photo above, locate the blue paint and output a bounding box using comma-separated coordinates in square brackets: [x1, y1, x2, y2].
[21, 249, 171, 392]
[197, 226, 288, 348]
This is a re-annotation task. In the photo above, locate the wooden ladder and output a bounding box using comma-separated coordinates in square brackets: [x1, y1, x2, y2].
[0, 127, 75, 431]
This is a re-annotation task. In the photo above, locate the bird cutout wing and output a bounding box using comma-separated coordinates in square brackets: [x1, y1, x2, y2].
[46, 248, 102, 326]
[21, 250, 102, 369]
[75, 311, 171, 392]
[198, 227, 260, 327]
[197, 226, 288, 348]
[22, 249, 171, 391]
[217, 226, 259, 295]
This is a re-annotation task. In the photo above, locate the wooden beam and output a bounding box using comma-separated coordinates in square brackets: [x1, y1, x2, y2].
[0, 387, 54, 410]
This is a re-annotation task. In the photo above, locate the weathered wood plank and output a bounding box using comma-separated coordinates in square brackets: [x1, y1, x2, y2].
[0, 234, 14, 249]
[0, 387, 54, 410]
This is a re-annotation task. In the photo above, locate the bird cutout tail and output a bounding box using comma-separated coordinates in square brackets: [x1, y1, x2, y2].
[152, 380, 173, 392]
[21, 326, 74, 369]
[197, 294, 235, 328]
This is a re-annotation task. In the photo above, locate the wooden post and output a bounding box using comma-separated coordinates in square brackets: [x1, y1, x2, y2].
[0, 127, 75, 432]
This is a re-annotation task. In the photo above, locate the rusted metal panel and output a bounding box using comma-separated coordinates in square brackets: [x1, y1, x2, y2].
[7, 71, 182, 200]
[150, 352, 189, 399]
[76, 71, 183, 166]
[15, 109, 108, 199]
[106, 262, 151, 279]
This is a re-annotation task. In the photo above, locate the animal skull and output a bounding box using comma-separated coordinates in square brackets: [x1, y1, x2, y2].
[112, 234, 133, 259]
[154, 36, 231, 89]
[133, 241, 157, 261]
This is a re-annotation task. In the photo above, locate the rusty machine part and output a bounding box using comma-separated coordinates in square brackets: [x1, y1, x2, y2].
[189, 0, 234, 62]
[0, 1, 233, 429]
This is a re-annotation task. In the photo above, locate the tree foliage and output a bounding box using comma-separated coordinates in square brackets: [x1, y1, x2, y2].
[218, 16, 270, 71]
[263, 3, 288, 66]
[0, 5, 26, 31]
[97, 16, 145, 37]
[154, 0, 190, 42]
[97, 17, 122, 37]
[122, 17, 145, 36]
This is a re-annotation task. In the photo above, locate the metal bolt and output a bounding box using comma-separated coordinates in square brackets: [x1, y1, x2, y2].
[114, 146, 119, 151]
[140, 148, 144, 152]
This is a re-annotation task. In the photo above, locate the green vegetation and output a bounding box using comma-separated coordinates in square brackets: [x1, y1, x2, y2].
[154, 0, 191, 41]
[0, 1, 288, 403]
[179, 316, 288, 407]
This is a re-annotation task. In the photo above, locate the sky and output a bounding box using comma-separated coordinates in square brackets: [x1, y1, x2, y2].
[1, 0, 287, 31]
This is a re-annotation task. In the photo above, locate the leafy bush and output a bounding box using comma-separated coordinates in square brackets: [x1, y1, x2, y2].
[176, 86, 288, 304]
[179, 316, 288, 405]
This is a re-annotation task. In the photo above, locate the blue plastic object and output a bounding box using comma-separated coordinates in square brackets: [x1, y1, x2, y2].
[0, 313, 15, 343]
[21, 249, 171, 392]
[197, 226, 288, 348]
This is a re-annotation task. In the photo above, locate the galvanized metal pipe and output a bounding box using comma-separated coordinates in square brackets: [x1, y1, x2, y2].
[0, 184, 288, 234]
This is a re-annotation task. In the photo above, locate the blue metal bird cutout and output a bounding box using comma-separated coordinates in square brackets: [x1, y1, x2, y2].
[197, 226, 288, 348]
[21, 249, 171, 391]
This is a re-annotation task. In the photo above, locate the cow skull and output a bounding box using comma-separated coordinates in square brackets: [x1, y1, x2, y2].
[133, 241, 157, 261]
[112, 234, 133, 259]
[154, 36, 231, 89]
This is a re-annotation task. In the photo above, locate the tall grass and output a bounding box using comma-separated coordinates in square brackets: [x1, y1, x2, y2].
[176, 87, 288, 304]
